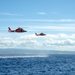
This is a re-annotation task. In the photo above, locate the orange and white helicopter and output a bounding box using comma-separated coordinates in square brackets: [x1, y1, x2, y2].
[35, 33, 46, 36]
[8, 27, 27, 32]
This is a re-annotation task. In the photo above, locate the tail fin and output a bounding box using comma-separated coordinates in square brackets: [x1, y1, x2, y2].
[35, 33, 38, 36]
[8, 27, 11, 30]
[35, 33, 37, 35]
[8, 27, 11, 32]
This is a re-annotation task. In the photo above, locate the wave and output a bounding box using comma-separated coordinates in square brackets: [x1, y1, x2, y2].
[0, 55, 48, 58]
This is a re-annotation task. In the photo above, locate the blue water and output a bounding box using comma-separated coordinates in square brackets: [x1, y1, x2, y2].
[0, 54, 75, 75]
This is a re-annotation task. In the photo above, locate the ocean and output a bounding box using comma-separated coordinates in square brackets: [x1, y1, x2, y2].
[0, 54, 75, 75]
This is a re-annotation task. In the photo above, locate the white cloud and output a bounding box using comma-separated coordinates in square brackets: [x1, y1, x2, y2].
[37, 12, 46, 15]
[0, 25, 75, 32]
[28, 26, 75, 30]
[1, 19, 75, 22]
[0, 34, 75, 51]
[0, 13, 23, 16]
[16, 19, 75, 22]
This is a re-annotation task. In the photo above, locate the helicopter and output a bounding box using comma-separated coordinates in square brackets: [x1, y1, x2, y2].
[8, 27, 27, 32]
[35, 33, 46, 36]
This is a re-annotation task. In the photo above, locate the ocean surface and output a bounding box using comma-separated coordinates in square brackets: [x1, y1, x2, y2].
[0, 54, 75, 75]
